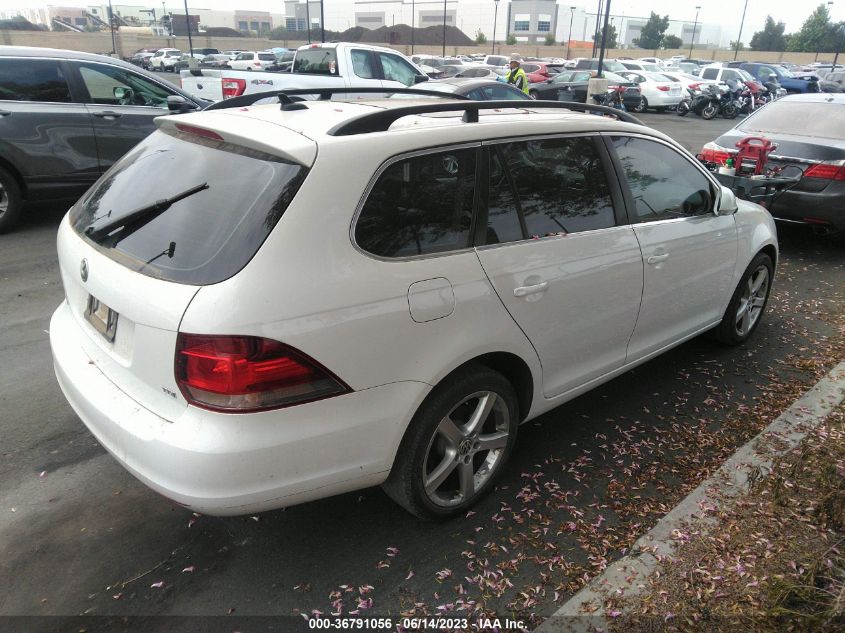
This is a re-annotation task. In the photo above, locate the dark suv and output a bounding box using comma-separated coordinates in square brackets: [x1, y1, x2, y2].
[0, 46, 209, 232]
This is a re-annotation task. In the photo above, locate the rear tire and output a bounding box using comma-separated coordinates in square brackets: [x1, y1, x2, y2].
[712, 252, 773, 345]
[702, 103, 718, 119]
[677, 101, 690, 116]
[632, 97, 647, 113]
[0, 165, 23, 234]
[382, 365, 519, 520]
[723, 103, 738, 119]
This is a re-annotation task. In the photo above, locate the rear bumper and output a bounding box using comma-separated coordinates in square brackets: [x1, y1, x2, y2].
[770, 187, 845, 232]
[50, 300, 430, 515]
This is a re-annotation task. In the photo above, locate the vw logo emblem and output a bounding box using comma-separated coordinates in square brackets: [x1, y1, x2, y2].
[80, 258, 88, 282]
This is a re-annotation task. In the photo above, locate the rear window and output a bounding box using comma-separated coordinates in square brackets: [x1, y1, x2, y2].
[0, 58, 72, 102]
[70, 129, 308, 285]
[293, 48, 339, 74]
[739, 100, 845, 140]
[258, 53, 276, 61]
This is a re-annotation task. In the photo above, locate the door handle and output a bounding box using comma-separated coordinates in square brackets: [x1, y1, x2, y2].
[92, 110, 122, 118]
[0, 109, 11, 117]
[513, 282, 549, 297]
[647, 253, 670, 265]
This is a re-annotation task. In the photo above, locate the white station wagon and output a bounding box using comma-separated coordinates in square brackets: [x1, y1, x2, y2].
[50, 94, 778, 519]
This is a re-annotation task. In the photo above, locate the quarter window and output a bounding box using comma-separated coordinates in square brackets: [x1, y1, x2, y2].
[0, 58, 72, 103]
[355, 148, 477, 258]
[611, 136, 714, 222]
[486, 136, 617, 243]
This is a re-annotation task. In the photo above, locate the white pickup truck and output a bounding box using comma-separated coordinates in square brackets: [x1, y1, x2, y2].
[179, 41, 429, 102]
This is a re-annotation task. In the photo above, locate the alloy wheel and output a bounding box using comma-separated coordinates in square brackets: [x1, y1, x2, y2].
[734, 265, 769, 336]
[422, 390, 510, 508]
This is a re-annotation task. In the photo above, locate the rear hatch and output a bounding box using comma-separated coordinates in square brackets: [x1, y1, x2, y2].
[180, 69, 227, 102]
[58, 119, 312, 419]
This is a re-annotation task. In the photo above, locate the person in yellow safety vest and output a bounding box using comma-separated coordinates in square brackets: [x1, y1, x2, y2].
[506, 55, 530, 95]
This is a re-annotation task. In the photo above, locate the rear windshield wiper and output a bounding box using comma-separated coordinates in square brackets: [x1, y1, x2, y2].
[85, 182, 209, 245]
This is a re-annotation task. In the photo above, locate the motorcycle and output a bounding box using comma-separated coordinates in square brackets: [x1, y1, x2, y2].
[699, 83, 739, 120]
[591, 87, 627, 110]
[676, 85, 697, 116]
[690, 84, 721, 119]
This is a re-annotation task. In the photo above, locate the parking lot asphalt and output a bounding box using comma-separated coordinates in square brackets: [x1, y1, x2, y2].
[1, 112, 843, 630]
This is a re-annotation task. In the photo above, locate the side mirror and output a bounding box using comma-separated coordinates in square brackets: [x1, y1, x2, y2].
[716, 185, 738, 215]
[414, 74, 429, 84]
[167, 95, 198, 114]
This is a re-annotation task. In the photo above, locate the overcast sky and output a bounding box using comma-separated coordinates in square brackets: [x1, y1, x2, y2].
[0, 0, 836, 41]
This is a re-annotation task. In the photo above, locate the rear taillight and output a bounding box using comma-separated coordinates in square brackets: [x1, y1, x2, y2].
[689, 82, 700, 91]
[255, 61, 262, 66]
[176, 334, 350, 412]
[657, 85, 670, 91]
[222, 77, 246, 99]
[700, 141, 738, 165]
[803, 162, 845, 181]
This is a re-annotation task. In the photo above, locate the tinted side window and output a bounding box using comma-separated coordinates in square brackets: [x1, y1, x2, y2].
[701, 68, 718, 80]
[611, 136, 713, 222]
[77, 63, 173, 107]
[486, 137, 616, 243]
[351, 49, 376, 79]
[378, 53, 418, 86]
[0, 58, 72, 103]
[356, 148, 476, 258]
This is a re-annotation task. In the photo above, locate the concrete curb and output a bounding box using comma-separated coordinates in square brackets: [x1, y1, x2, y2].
[537, 360, 845, 633]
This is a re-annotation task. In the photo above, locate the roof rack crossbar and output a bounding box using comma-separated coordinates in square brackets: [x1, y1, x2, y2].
[203, 87, 471, 111]
[327, 100, 644, 136]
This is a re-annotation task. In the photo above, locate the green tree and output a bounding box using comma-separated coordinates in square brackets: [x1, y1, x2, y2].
[475, 29, 487, 44]
[787, 3, 838, 52]
[730, 40, 745, 51]
[545, 33, 555, 45]
[750, 16, 788, 51]
[592, 23, 618, 49]
[662, 34, 683, 49]
[506, 34, 517, 45]
[633, 12, 669, 49]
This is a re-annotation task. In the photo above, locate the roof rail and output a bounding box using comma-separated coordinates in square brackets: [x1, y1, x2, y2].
[327, 99, 644, 136]
[203, 87, 471, 111]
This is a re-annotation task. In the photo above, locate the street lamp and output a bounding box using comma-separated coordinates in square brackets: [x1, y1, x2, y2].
[492, 0, 500, 55]
[734, 0, 748, 60]
[689, 5, 700, 58]
[566, 6, 575, 59]
[592, 0, 603, 57]
[411, 0, 415, 54]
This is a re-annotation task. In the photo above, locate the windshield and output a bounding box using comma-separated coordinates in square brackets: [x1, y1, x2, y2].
[739, 100, 845, 140]
[71, 129, 308, 285]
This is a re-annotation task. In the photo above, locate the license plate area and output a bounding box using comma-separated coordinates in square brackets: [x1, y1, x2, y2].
[85, 295, 119, 342]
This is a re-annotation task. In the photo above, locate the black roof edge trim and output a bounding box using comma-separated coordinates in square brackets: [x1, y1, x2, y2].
[203, 87, 471, 111]
[327, 100, 644, 137]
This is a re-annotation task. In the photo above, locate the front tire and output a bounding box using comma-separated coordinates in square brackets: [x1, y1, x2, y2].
[632, 97, 647, 113]
[713, 252, 774, 345]
[0, 165, 23, 234]
[382, 365, 519, 520]
[702, 103, 718, 119]
[677, 101, 690, 116]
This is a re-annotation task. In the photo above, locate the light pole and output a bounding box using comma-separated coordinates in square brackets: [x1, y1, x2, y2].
[596, 0, 611, 76]
[411, 0, 415, 54]
[305, 0, 311, 43]
[689, 5, 700, 58]
[442, 0, 447, 57]
[592, 0, 603, 56]
[183, 0, 193, 56]
[566, 6, 575, 59]
[492, 0, 500, 55]
[734, 0, 748, 60]
[107, 0, 116, 54]
[320, 0, 325, 42]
